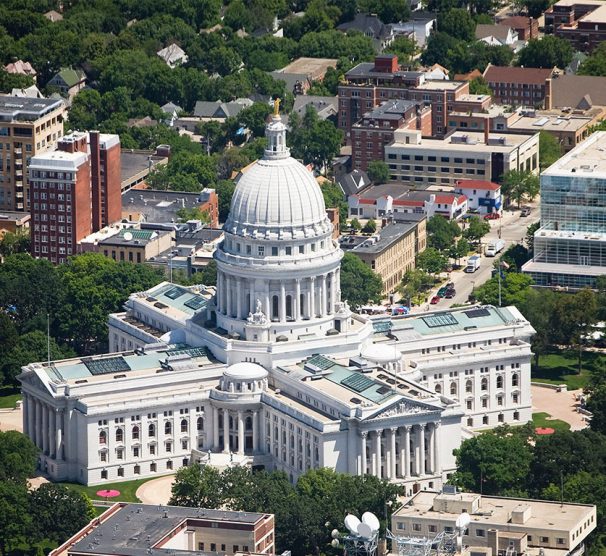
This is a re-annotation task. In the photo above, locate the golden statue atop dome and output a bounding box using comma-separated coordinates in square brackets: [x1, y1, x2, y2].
[273, 97, 281, 116]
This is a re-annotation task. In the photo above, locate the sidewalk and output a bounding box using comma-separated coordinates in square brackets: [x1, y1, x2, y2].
[0, 407, 22, 432]
[531, 385, 588, 431]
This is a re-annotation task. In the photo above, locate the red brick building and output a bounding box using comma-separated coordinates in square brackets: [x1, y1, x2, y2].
[29, 131, 121, 264]
[351, 99, 432, 171]
[482, 65, 556, 108]
[338, 55, 488, 140]
[545, 0, 606, 52]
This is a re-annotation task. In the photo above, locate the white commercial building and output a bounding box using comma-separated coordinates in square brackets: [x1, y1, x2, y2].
[19, 110, 534, 489]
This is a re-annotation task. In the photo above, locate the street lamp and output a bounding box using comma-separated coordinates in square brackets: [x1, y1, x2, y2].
[168, 249, 179, 283]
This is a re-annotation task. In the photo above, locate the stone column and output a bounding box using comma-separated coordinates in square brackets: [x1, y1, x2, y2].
[295, 279, 301, 319]
[329, 272, 336, 314]
[218, 272, 225, 313]
[226, 276, 232, 317]
[280, 282, 286, 323]
[414, 426, 421, 476]
[389, 427, 397, 480]
[336, 267, 341, 300]
[264, 282, 270, 320]
[27, 395, 34, 438]
[236, 278, 242, 319]
[223, 409, 229, 453]
[375, 430, 383, 479]
[309, 277, 315, 318]
[252, 410, 259, 453]
[212, 407, 219, 451]
[320, 275, 327, 316]
[33, 400, 40, 449]
[56, 409, 63, 460]
[48, 408, 55, 458]
[434, 421, 441, 475]
[249, 281, 255, 313]
[237, 411, 245, 455]
[428, 423, 435, 475]
[404, 426, 411, 478]
[419, 424, 426, 475]
[360, 431, 368, 475]
[42, 404, 48, 455]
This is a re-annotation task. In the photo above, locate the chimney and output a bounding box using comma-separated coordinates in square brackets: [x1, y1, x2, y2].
[484, 119, 490, 144]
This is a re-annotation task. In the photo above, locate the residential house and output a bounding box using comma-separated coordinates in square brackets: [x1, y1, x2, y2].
[391, 16, 436, 47]
[10, 85, 43, 98]
[44, 10, 63, 22]
[157, 43, 188, 68]
[47, 67, 86, 100]
[3, 60, 37, 81]
[454, 179, 502, 215]
[337, 169, 371, 197]
[482, 64, 556, 108]
[192, 99, 253, 122]
[497, 15, 539, 39]
[475, 24, 519, 47]
[337, 13, 395, 51]
[292, 95, 338, 121]
[160, 101, 182, 126]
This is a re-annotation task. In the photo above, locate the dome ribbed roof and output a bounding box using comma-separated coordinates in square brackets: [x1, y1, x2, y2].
[224, 362, 268, 380]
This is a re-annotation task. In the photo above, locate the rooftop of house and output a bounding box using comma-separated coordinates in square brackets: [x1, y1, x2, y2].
[98, 228, 170, 247]
[388, 130, 536, 152]
[508, 113, 592, 133]
[392, 490, 596, 534]
[337, 169, 371, 197]
[498, 15, 535, 27]
[455, 179, 501, 191]
[54, 67, 86, 88]
[551, 74, 606, 109]
[68, 503, 270, 556]
[475, 23, 515, 42]
[542, 130, 606, 177]
[337, 13, 393, 39]
[193, 99, 253, 119]
[483, 64, 554, 84]
[0, 95, 63, 122]
[4, 60, 36, 75]
[356, 99, 418, 122]
[275, 57, 337, 79]
[341, 221, 421, 256]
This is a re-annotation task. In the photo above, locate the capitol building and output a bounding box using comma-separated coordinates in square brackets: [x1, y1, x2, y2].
[19, 110, 535, 490]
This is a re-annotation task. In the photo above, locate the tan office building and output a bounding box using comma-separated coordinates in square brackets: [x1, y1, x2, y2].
[0, 96, 65, 211]
[391, 490, 596, 556]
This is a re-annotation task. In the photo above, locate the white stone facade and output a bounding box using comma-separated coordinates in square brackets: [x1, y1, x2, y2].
[19, 112, 534, 491]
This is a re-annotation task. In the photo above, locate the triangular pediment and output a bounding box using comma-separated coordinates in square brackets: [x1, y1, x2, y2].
[366, 397, 441, 422]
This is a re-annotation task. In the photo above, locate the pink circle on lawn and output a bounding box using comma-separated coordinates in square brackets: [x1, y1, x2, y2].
[535, 427, 555, 435]
[96, 489, 121, 498]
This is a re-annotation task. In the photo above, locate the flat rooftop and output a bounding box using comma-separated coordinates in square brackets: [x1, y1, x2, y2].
[579, 3, 606, 21]
[550, 0, 603, 7]
[345, 63, 423, 80]
[359, 99, 417, 121]
[276, 57, 337, 77]
[0, 95, 64, 122]
[394, 490, 595, 533]
[415, 80, 464, 91]
[346, 222, 419, 255]
[542, 130, 606, 177]
[132, 282, 214, 318]
[120, 151, 168, 189]
[99, 228, 168, 247]
[69, 503, 269, 556]
[508, 114, 591, 133]
[122, 189, 208, 223]
[389, 130, 536, 152]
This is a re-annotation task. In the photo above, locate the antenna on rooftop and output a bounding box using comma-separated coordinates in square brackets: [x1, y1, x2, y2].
[47, 313, 51, 366]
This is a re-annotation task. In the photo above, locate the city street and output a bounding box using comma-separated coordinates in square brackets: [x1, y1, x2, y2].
[411, 205, 540, 313]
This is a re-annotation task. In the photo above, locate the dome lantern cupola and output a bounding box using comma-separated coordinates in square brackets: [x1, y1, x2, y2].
[264, 99, 290, 161]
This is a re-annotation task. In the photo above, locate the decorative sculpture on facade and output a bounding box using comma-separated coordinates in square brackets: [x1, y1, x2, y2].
[247, 299, 268, 325]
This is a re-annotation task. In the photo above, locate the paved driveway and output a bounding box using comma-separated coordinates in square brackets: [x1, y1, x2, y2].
[531, 385, 588, 431]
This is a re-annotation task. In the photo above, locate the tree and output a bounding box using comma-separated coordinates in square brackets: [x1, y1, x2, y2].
[452, 428, 534, 496]
[474, 272, 533, 307]
[0, 230, 30, 256]
[448, 237, 470, 266]
[463, 216, 491, 246]
[385, 36, 417, 66]
[340, 252, 383, 307]
[0, 430, 38, 483]
[238, 102, 272, 138]
[362, 218, 377, 234]
[500, 170, 539, 208]
[539, 130, 562, 171]
[586, 385, 606, 435]
[198, 260, 217, 287]
[350, 218, 362, 232]
[169, 464, 225, 508]
[437, 9, 476, 42]
[469, 76, 492, 96]
[421, 32, 461, 67]
[321, 181, 348, 222]
[427, 215, 461, 251]
[520, 0, 552, 18]
[399, 269, 434, 306]
[367, 160, 390, 184]
[30, 484, 95, 544]
[176, 206, 210, 223]
[216, 179, 236, 222]
[520, 287, 554, 367]
[579, 42, 606, 76]
[517, 36, 574, 69]
[416, 247, 448, 275]
[525, 221, 540, 255]
[0, 481, 31, 556]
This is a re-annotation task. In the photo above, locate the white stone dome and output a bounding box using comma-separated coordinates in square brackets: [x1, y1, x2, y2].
[223, 362, 268, 381]
[361, 343, 400, 364]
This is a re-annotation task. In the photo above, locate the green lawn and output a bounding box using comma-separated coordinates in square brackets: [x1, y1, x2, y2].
[531, 349, 602, 390]
[532, 412, 571, 433]
[0, 386, 21, 408]
[59, 477, 153, 503]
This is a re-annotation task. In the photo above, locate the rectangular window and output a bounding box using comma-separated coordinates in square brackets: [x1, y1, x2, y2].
[258, 246, 264, 256]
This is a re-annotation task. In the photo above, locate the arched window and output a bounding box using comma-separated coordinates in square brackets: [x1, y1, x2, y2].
[512, 373, 519, 387]
[132, 426, 140, 440]
[245, 416, 253, 431]
[435, 384, 442, 394]
[481, 377, 488, 391]
[181, 419, 188, 433]
[496, 375, 504, 389]
[450, 382, 457, 396]
[115, 428, 123, 443]
[286, 295, 293, 318]
[272, 295, 279, 320]
[165, 421, 172, 435]
[465, 380, 473, 393]
[99, 430, 107, 445]
[148, 423, 156, 437]
[299, 293, 305, 318]
[197, 417, 204, 431]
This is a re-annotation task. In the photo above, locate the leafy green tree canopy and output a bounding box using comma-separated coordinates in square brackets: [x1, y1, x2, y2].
[340, 252, 384, 307]
[517, 36, 574, 69]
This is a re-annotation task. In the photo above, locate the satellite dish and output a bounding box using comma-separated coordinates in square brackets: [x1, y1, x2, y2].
[344, 514, 361, 535]
[362, 511, 381, 533]
[357, 522, 373, 539]
[123, 231, 133, 241]
[455, 512, 471, 530]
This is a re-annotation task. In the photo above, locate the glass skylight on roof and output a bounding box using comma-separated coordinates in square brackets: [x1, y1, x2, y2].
[164, 286, 185, 300]
[464, 308, 491, 319]
[306, 354, 335, 370]
[422, 313, 459, 328]
[184, 295, 206, 310]
[83, 356, 131, 375]
[341, 373, 376, 393]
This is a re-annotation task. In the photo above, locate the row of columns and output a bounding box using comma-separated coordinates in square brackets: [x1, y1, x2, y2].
[359, 422, 441, 480]
[211, 407, 259, 455]
[217, 270, 340, 322]
[266, 416, 318, 469]
[23, 393, 64, 461]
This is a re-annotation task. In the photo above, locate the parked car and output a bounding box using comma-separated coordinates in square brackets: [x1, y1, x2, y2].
[520, 206, 531, 217]
[438, 287, 448, 297]
[445, 290, 456, 299]
[430, 296, 441, 305]
[484, 212, 500, 220]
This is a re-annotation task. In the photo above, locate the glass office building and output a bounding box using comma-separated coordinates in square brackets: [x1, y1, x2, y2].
[522, 131, 606, 289]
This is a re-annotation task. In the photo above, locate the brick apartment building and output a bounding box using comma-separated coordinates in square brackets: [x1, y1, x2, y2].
[30, 130, 121, 264]
[338, 55, 489, 140]
[351, 99, 432, 171]
[545, 0, 606, 51]
[483, 65, 556, 108]
[0, 96, 66, 212]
